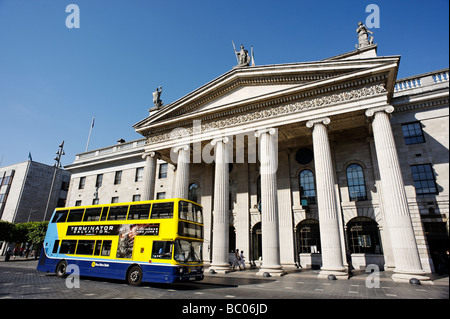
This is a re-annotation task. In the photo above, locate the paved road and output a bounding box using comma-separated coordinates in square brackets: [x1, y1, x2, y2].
[0, 258, 448, 316]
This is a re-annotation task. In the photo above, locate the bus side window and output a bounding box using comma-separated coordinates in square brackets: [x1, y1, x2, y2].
[100, 207, 108, 221]
[59, 240, 77, 254]
[94, 241, 102, 256]
[75, 240, 95, 255]
[101, 240, 112, 256]
[151, 202, 174, 219]
[52, 240, 60, 254]
[52, 210, 68, 223]
[152, 241, 172, 259]
[128, 204, 151, 220]
[83, 208, 102, 221]
[67, 209, 85, 222]
[107, 206, 129, 220]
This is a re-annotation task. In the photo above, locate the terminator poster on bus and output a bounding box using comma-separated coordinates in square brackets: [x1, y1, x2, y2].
[116, 224, 160, 258]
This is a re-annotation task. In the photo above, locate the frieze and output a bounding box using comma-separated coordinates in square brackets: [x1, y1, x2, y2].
[146, 84, 386, 144]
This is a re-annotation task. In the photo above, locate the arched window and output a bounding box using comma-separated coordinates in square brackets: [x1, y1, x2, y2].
[188, 182, 198, 203]
[346, 217, 381, 254]
[296, 219, 321, 253]
[299, 170, 316, 205]
[346, 164, 367, 201]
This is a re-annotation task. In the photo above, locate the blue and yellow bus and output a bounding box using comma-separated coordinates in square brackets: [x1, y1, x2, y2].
[37, 198, 204, 285]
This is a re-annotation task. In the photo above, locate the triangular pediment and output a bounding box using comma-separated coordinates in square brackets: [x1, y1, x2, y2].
[134, 46, 399, 135]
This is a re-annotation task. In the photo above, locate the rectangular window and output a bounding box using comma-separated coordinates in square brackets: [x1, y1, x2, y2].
[411, 164, 438, 195]
[152, 241, 173, 259]
[114, 171, 122, 185]
[135, 167, 144, 182]
[59, 240, 77, 254]
[132, 194, 141, 202]
[75, 200, 82, 206]
[94, 241, 102, 256]
[158, 163, 168, 179]
[83, 207, 102, 221]
[107, 205, 129, 220]
[96, 174, 103, 187]
[75, 240, 95, 255]
[66, 209, 84, 222]
[101, 240, 112, 256]
[52, 240, 60, 254]
[78, 177, 86, 189]
[402, 122, 425, 145]
[51, 210, 69, 223]
[150, 202, 174, 219]
[111, 196, 119, 203]
[156, 192, 166, 200]
[128, 204, 151, 220]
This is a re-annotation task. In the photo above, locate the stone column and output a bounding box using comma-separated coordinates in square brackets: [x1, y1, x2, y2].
[255, 128, 285, 276]
[173, 145, 190, 199]
[141, 151, 159, 201]
[366, 106, 430, 283]
[306, 118, 348, 279]
[210, 137, 231, 273]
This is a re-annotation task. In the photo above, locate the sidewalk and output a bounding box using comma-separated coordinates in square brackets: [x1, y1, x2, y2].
[204, 265, 450, 286]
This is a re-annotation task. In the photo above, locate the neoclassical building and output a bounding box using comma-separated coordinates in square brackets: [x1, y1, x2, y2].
[66, 42, 449, 283]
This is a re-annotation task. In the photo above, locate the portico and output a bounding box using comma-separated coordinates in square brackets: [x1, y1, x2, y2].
[133, 44, 434, 282]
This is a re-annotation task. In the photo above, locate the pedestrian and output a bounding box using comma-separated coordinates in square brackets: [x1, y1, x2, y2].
[5, 249, 11, 262]
[232, 248, 241, 270]
[346, 250, 353, 275]
[239, 250, 246, 270]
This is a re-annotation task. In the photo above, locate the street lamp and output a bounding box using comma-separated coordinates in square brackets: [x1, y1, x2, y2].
[44, 141, 65, 221]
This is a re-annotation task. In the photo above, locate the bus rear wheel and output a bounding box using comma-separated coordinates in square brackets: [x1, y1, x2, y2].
[56, 260, 68, 278]
[127, 266, 143, 286]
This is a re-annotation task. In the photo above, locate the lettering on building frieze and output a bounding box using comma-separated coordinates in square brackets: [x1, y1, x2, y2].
[146, 84, 386, 144]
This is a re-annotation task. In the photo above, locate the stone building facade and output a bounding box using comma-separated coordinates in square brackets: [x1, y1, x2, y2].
[0, 160, 71, 224]
[65, 45, 449, 282]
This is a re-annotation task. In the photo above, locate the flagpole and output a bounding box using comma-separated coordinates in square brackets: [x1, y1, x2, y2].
[85, 116, 95, 152]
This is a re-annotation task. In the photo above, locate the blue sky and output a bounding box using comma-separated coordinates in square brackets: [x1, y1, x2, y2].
[0, 0, 448, 168]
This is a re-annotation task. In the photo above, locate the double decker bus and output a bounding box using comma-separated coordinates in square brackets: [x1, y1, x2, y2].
[37, 198, 204, 285]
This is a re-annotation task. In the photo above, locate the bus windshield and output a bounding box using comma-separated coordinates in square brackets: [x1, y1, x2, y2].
[174, 239, 202, 263]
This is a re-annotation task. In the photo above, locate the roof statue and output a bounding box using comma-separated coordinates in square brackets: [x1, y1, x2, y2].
[233, 42, 251, 67]
[356, 22, 374, 49]
[152, 86, 163, 109]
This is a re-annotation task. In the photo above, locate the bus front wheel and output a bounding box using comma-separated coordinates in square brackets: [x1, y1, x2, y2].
[127, 265, 143, 286]
[56, 260, 68, 278]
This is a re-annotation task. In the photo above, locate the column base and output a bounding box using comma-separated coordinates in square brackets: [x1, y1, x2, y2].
[256, 267, 286, 277]
[209, 264, 232, 274]
[392, 271, 433, 285]
[317, 269, 349, 280]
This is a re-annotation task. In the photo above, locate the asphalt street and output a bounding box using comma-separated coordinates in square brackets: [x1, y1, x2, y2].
[0, 258, 448, 317]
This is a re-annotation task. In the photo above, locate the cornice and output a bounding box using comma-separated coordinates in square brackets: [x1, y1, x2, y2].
[146, 83, 387, 145]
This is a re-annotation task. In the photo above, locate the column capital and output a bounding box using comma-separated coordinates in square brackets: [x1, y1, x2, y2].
[142, 151, 161, 160]
[365, 105, 394, 118]
[306, 117, 331, 129]
[255, 127, 277, 138]
[172, 144, 190, 153]
[211, 136, 230, 146]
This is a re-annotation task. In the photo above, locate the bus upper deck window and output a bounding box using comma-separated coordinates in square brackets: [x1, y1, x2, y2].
[67, 209, 84, 222]
[51, 210, 68, 223]
[107, 205, 129, 220]
[83, 208, 102, 221]
[151, 202, 174, 219]
[128, 204, 151, 220]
